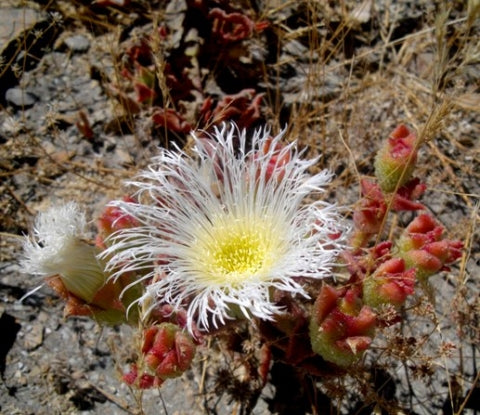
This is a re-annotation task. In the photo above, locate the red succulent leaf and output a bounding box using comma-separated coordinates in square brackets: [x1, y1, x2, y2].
[140, 373, 162, 389]
[312, 284, 340, 324]
[122, 364, 164, 389]
[152, 108, 192, 133]
[122, 364, 138, 385]
[255, 20, 270, 32]
[210, 89, 264, 129]
[348, 307, 377, 336]
[425, 240, 463, 263]
[75, 110, 94, 140]
[155, 351, 179, 378]
[142, 326, 159, 354]
[134, 81, 156, 104]
[402, 249, 444, 278]
[397, 214, 463, 280]
[391, 179, 426, 211]
[374, 125, 419, 193]
[337, 336, 372, 354]
[148, 326, 175, 361]
[209, 8, 255, 43]
[371, 241, 393, 259]
[258, 344, 272, 386]
[175, 332, 196, 371]
[396, 178, 426, 201]
[387, 124, 417, 158]
[138, 323, 196, 381]
[97, 196, 138, 242]
[407, 214, 442, 236]
[353, 193, 387, 234]
[399, 214, 444, 252]
[363, 258, 416, 308]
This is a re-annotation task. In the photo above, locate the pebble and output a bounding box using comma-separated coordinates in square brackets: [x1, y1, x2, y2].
[64, 34, 90, 53]
[23, 323, 44, 351]
[5, 87, 37, 108]
[14, 370, 28, 386]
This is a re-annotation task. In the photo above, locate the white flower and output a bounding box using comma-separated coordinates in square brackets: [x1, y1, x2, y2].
[102, 124, 344, 333]
[2, 116, 23, 135]
[23, 202, 106, 302]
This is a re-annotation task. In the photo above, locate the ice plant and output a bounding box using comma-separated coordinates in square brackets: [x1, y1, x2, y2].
[309, 285, 377, 367]
[124, 322, 196, 388]
[96, 195, 139, 249]
[102, 124, 344, 334]
[395, 214, 463, 281]
[374, 124, 418, 193]
[22, 203, 139, 324]
[209, 8, 256, 43]
[362, 257, 416, 309]
[22, 202, 107, 304]
[351, 178, 425, 248]
[200, 89, 264, 129]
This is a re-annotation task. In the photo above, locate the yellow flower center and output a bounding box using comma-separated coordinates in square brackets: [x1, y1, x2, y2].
[193, 215, 282, 286]
[213, 231, 266, 275]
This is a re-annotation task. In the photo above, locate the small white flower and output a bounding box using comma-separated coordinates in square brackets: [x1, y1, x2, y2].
[102, 124, 344, 333]
[2, 116, 23, 135]
[23, 202, 106, 302]
[49, 11, 63, 24]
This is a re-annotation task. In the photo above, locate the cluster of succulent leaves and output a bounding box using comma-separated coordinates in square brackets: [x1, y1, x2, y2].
[90, 124, 462, 409]
[108, 0, 271, 139]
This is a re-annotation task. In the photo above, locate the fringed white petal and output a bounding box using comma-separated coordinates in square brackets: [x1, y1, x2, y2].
[102, 123, 345, 333]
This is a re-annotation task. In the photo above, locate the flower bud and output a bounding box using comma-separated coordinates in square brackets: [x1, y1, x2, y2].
[351, 178, 426, 248]
[123, 365, 163, 389]
[396, 214, 463, 280]
[309, 285, 376, 367]
[363, 258, 416, 309]
[23, 203, 108, 303]
[123, 323, 196, 389]
[23, 203, 141, 325]
[353, 180, 388, 236]
[142, 323, 196, 379]
[96, 196, 139, 249]
[374, 125, 418, 193]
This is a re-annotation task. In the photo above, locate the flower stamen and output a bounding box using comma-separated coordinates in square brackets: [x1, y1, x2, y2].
[193, 215, 281, 286]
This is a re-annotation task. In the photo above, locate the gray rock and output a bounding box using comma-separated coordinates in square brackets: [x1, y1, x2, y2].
[0, 7, 43, 49]
[5, 87, 37, 108]
[64, 34, 90, 53]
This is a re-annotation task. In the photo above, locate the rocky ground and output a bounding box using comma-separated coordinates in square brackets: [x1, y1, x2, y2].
[0, 0, 479, 414]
